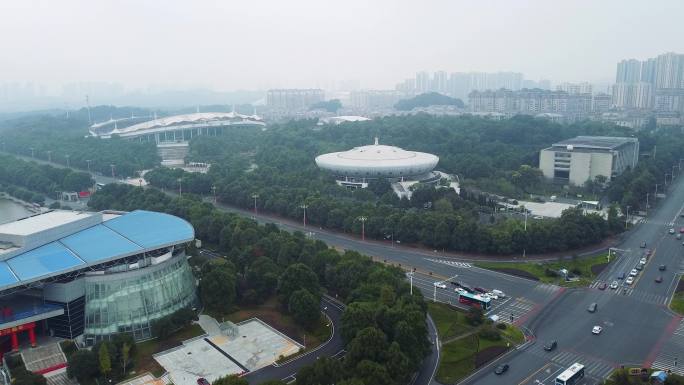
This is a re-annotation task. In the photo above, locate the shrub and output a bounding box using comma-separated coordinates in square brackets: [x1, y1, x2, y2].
[495, 323, 507, 330]
[478, 325, 502, 341]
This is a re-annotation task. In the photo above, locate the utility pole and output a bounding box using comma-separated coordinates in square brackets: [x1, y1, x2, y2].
[252, 194, 259, 217]
[86, 159, 92, 173]
[212, 186, 217, 203]
[110, 164, 116, 179]
[625, 205, 631, 229]
[409, 272, 413, 295]
[357, 216, 367, 241]
[177, 178, 182, 197]
[300, 204, 309, 227]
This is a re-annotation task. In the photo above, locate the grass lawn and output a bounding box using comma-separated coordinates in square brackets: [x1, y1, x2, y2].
[427, 302, 477, 340]
[476, 253, 610, 287]
[429, 303, 527, 384]
[132, 323, 205, 378]
[225, 297, 331, 353]
[670, 276, 684, 315]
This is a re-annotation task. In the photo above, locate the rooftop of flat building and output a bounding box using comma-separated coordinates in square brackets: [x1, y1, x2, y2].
[552, 136, 638, 150]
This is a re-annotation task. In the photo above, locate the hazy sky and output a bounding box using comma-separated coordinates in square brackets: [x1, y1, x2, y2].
[1, 0, 683, 91]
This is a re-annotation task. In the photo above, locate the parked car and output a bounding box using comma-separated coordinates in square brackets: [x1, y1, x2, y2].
[597, 282, 607, 290]
[610, 281, 619, 290]
[655, 276, 664, 283]
[678, 233, 682, 240]
[626, 276, 635, 285]
[587, 303, 597, 313]
[494, 364, 510, 375]
[543, 340, 557, 351]
[630, 269, 638, 276]
[640, 257, 648, 264]
[659, 264, 667, 271]
[592, 326, 603, 335]
[636, 263, 643, 271]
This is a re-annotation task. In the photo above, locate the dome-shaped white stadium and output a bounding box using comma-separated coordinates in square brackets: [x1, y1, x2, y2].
[315, 138, 439, 180]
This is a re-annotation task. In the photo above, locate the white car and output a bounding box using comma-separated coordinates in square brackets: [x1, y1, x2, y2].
[626, 276, 635, 285]
[610, 281, 619, 290]
[640, 258, 647, 265]
[492, 289, 506, 298]
[486, 292, 499, 300]
[456, 288, 468, 295]
[629, 269, 638, 277]
[434, 282, 447, 289]
[592, 325, 603, 335]
[670, 228, 676, 234]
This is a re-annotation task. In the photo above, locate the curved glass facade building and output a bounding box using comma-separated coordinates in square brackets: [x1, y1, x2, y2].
[83, 252, 197, 343]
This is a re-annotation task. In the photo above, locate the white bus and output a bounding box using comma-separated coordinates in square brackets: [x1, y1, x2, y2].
[555, 363, 585, 385]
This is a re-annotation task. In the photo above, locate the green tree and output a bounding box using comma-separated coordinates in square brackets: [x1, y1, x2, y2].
[99, 343, 112, 379]
[200, 263, 237, 314]
[212, 374, 248, 385]
[295, 357, 343, 385]
[121, 341, 131, 376]
[278, 263, 320, 300]
[67, 350, 99, 381]
[288, 289, 321, 330]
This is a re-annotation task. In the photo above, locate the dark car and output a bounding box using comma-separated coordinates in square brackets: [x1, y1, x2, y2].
[656, 276, 663, 283]
[543, 340, 557, 351]
[461, 285, 474, 293]
[450, 281, 462, 287]
[617, 272, 626, 280]
[587, 303, 597, 313]
[597, 282, 607, 290]
[197, 378, 210, 385]
[659, 264, 667, 271]
[473, 287, 487, 293]
[640, 241, 647, 248]
[494, 364, 509, 375]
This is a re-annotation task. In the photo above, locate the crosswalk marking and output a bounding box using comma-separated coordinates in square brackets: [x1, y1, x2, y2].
[425, 258, 472, 268]
[524, 346, 615, 379]
[653, 320, 684, 376]
[489, 297, 535, 324]
[532, 283, 560, 296]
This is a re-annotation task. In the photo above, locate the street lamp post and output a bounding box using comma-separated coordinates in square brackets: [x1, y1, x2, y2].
[625, 205, 631, 229]
[357, 216, 368, 241]
[110, 164, 116, 179]
[177, 178, 182, 197]
[65, 154, 70, 168]
[252, 194, 259, 217]
[300, 204, 309, 227]
[212, 186, 217, 203]
[86, 159, 92, 173]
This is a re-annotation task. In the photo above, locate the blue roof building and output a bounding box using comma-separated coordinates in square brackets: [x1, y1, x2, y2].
[0, 209, 197, 346]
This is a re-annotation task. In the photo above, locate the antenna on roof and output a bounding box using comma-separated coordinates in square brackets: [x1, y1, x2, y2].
[86, 95, 91, 125]
[374, 137, 379, 145]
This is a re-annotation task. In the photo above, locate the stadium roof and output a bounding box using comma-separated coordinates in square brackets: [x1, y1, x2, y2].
[0, 210, 194, 292]
[553, 136, 638, 150]
[0, 211, 92, 236]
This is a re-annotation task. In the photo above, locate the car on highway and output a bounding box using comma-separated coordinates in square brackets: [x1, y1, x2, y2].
[680, 227, 684, 233]
[640, 241, 647, 248]
[626, 276, 635, 285]
[587, 303, 597, 313]
[678, 234, 682, 240]
[543, 340, 557, 351]
[640, 257, 648, 264]
[659, 264, 667, 271]
[494, 364, 509, 375]
[434, 282, 447, 289]
[485, 292, 498, 300]
[492, 289, 506, 298]
[456, 288, 467, 295]
[618, 272, 626, 280]
[655, 276, 663, 283]
[450, 281, 462, 287]
[597, 282, 607, 290]
[197, 378, 210, 385]
[610, 281, 619, 289]
[473, 287, 487, 293]
[630, 269, 638, 276]
[592, 325, 603, 335]
[670, 228, 676, 234]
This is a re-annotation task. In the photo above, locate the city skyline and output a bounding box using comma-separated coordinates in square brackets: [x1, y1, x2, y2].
[1, 0, 683, 94]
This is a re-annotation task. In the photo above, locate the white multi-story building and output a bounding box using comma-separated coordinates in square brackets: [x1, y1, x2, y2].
[266, 89, 325, 111]
[539, 136, 639, 186]
[556, 82, 592, 95]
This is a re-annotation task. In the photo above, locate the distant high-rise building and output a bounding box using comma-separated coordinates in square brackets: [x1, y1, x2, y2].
[634, 82, 654, 109]
[266, 89, 324, 110]
[655, 52, 684, 89]
[612, 83, 635, 109]
[416, 71, 431, 93]
[640, 58, 657, 85]
[349, 90, 403, 110]
[592, 93, 611, 113]
[616, 59, 642, 83]
[468, 89, 591, 120]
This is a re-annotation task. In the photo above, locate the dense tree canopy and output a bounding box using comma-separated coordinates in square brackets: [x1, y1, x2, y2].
[394, 92, 464, 110]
